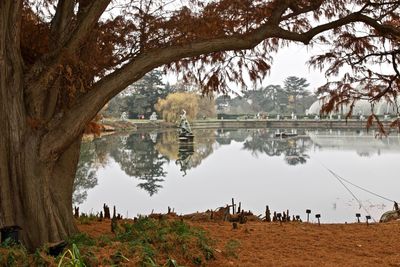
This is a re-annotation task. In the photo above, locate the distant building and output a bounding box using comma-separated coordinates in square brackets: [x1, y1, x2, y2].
[307, 97, 400, 116]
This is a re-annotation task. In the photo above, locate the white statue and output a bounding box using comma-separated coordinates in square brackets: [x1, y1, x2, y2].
[178, 109, 192, 136]
[149, 112, 157, 121]
[120, 112, 128, 121]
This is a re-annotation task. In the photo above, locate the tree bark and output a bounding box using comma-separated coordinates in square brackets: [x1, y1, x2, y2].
[1, 0, 79, 251]
[0, 135, 81, 251]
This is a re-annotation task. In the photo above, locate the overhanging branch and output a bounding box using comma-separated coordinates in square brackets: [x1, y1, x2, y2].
[39, 5, 400, 161]
[64, 0, 111, 54]
[50, 0, 75, 48]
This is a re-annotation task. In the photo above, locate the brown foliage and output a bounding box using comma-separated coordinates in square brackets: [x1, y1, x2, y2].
[84, 114, 104, 136]
[21, 1, 400, 99]
[16, 0, 400, 150]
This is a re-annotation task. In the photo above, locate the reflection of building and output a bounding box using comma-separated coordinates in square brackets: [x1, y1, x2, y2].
[307, 97, 400, 116]
[308, 131, 400, 156]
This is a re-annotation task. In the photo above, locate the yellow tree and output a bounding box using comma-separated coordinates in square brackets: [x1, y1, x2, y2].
[155, 92, 199, 122]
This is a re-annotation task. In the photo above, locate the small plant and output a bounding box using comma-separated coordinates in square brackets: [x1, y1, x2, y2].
[57, 244, 86, 267]
[0, 237, 19, 248]
[224, 239, 240, 259]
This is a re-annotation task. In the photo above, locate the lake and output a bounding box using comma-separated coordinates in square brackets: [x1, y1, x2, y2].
[75, 128, 400, 223]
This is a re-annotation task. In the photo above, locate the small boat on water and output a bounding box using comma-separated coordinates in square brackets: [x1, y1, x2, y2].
[275, 132, 298, 138]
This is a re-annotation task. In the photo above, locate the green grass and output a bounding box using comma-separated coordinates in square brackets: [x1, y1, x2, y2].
[115, 217, 215, 266]
[67, 233, 96, 247]
[76, 213, 98, 225]
[0, 244, 29, 267]
[224, 239, 240, 259]
[57, 244, 86, 267]
[0, 217, 215, 266]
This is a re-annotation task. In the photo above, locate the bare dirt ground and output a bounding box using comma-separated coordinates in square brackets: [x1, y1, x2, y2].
[78, 220, 400, 266]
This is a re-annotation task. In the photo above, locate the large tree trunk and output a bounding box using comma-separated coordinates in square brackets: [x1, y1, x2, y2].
[0, 134, 81, 251]
[1, 0, 79, 251]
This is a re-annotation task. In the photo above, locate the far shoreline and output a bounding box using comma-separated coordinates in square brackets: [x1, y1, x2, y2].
[98, 117, 397, 132]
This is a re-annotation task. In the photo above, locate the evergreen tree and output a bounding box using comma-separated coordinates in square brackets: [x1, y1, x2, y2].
[283, 76, 310, 113]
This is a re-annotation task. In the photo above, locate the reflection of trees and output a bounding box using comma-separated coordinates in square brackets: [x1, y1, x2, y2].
[110, 134, 169, 196]
[189, 129, 216, 169]
[242, 129, 311, 165]
[75, 129, 315, 201]
[155, 129, 216, 176]
[242, 129, 279, 156]
[357, 151, 372, 157]
[74, 142, 99, 205]
[155, 131, 179, 160]
[283, 139, 310, 165]
[215, 129, 249, 145]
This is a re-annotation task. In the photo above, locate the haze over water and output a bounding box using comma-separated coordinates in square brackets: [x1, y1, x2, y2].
[75, 128, 400, 223]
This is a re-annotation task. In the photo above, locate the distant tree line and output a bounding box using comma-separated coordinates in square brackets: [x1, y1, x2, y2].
[105, 74, 315, 120]
[105, 70, 216, 120]
[216, 76, 316, 115]
[105, 70, 172, 119]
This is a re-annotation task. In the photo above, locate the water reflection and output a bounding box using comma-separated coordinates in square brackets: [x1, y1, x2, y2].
[156, 130, 215, 175]
[75, 129, 400, 217]
[74, 142, 101, 204]
[175, 142, 194, 176]
[103, 133, 169, 196]
[241, 129, 311, 165]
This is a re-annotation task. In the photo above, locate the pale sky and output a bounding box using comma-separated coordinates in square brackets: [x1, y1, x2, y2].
[262, 44, 328, 92]
[164, 43, 329, 95]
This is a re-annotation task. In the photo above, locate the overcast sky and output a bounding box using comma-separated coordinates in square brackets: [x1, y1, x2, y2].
[262, 44, 328, 92]
[164, 43, 329, 95]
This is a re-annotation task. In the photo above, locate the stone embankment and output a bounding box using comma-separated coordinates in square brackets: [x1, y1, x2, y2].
[100, 118, 394, 131]
[191, 119, 392, 130]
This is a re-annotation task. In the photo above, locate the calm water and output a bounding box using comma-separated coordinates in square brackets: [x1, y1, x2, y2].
[75, 128, 400, 223]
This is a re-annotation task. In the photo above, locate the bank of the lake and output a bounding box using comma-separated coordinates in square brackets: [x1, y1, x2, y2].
[102, 117, 396, 132]
[3, 217, 399, 266]
[191, 118, 394, 130]
[77, 217, 400, 266]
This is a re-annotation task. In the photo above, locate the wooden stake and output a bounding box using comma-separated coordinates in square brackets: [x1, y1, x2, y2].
[265, 206, 271, 222]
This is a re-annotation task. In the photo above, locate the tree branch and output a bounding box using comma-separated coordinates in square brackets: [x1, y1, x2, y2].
[356, 13, 400, 40]
[50, 0, 75, 48]
[39, 23, 278, 160]
[25, 0, 111, 119]
[64, 0, 111, 54]
[38, 6, 400, 161]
